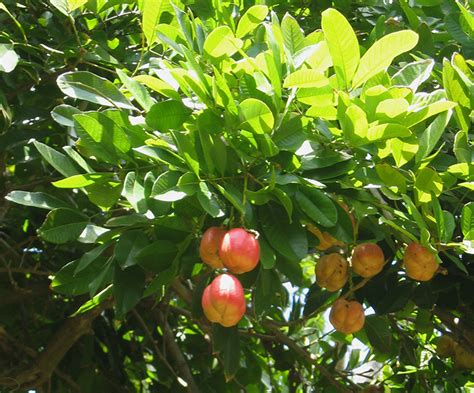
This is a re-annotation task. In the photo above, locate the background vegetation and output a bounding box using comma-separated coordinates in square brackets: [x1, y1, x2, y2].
[0, 0, 473, 391]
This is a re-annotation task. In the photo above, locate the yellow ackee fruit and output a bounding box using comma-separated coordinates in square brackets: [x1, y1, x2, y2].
[329, 298, 365, 334]
[316, 253, 348, 292]
[404, 243, 438, 281]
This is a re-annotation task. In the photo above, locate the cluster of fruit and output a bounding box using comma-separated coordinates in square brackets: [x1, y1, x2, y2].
[199, 227, 259, 327]
[315, 241, 439, 335]
[198, 224, 440, 336]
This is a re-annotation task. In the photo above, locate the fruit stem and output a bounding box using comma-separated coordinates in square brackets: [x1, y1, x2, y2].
[240, 173, 248, 226]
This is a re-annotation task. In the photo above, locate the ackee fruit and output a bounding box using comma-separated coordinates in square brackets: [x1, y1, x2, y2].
[403, 242, 438, 281]
[219, 228, 260, 274]
[199, 226, 227, 269]
[329, 298, 365, 334]
[351, 243, 384, 278]
[316, 253, 348, 292]
[201, 273, 246, 327]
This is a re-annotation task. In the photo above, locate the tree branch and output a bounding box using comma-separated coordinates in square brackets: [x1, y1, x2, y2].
[131, 309, 178, 377]
[155, 309, 200, 393]
[0, 299, 113, 389]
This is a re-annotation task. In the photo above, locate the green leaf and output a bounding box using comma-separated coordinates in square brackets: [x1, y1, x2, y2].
[33, 140, 79, 177]
[72, 286, 113, 316]
[283, 70, 329, 89]
[325, 202, 354, 244]
[38, 208, 88, 244]
[296, 188, 337, 227]
[204, 26, 242, 58]
[136, 240, 177, 272]
[142, 0, 173, 46]
[214, 183, 245, 215]
[376, 164, 407, 193]
[236, 5, 268, 38]
[281, 13, 305, 55]
[151, 171, 187, 202]
[254, 269, 285, 316]
[272, 188, 293, 221]
[462, 202, 474, 240]
[117, 69, 154, 111]
[114, 230, 150, 269]
[84, 180, 122, 211]
[403, 100, 456, 127]
[197, 182, 224, 218]
[431, 193, 446, 243]
[391, 59, 434, 92]
[364, 315, 393, 354]
[5, 191, 68, 210]
[49, 0, 87, 16]
[352, 31, 418, 89]
[454, 130, 473, 163]
[367, 123, 411, 142]
[342, 104, 368, 145]
[389, 138, 418, 167]
[113, 264, 145, 319]
[122, 172, 147, 213]
[74, 112, 131, 164]
[414, 167, 443, 203]
[74, 243, 110, 274]
[52, 173, 115, 188]
[63, 146, 94, 173]
[375, 98, 409, 121]
[446, 162, 474, 179]
[415, 111, 452, 163]
[239, 98, 274, 134]
[443, 58, 471, 132]
[321, 8, 360, 90]
[133, 75, 181, 100]
[212, 325, 241, 382]
[401, 194, 428, 232]
[51, 257, 110, 295]
[146, 100, 192, 132]
[259, 236, 276, 269]
[303, 41, 332, 73]
[51, 104, 82, 127]
[57, 71, 135, 110]
[171, 130, 200, 176]
[133, 145, 186, 168]
[260, 205, 307, 261]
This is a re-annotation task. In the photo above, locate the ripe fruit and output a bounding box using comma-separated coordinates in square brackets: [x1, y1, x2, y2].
[329, 298, 365, 334]
[219, 228, 260, 274]
[201, 273, 246, 327]
[316, 253, 348, 292]
[307, 224, 345, 251]
[351, 243, 385, 278]
[199, 227, 227, 269]
[403, 243, 438, 281]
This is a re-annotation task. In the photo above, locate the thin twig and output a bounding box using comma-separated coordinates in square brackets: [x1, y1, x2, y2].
[131, 309, 177, 377]
[0, 268, 52, 276]
[262, 321, 352, 393]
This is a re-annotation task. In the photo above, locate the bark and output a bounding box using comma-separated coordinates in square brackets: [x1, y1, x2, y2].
[0, 299, 112, 389]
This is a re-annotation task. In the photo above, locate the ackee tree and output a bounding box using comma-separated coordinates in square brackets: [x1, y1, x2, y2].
[0, 0, 473, 392]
